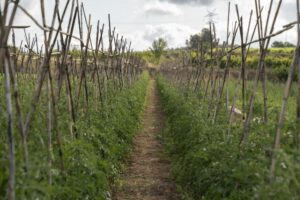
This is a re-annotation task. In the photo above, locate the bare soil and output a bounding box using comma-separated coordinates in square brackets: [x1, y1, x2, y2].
[113, 79, 178, 200]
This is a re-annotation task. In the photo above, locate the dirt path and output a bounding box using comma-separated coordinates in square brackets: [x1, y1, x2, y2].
[113, 79, 177, 200]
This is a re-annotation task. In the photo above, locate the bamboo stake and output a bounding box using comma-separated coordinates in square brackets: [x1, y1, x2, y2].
[4, 54, 16, 200]
[236, 6, 246, 120]
[269, 47, 299, 181]
[47, 76, 53, 185]
[297, 0, 300, 149]
[241, 0, 282, 145]
[0, 1, 21, 199]
[10, 29, 29, 171]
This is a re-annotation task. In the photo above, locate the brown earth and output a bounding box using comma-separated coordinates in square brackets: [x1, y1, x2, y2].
[113, 79, 178, 200]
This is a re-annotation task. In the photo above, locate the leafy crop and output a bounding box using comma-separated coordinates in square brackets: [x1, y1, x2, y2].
[158, 76, 300, 200]
[0, 72, 149, 199]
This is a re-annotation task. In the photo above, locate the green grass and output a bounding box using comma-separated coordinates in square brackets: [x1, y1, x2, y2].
[225, 78, 297, 121]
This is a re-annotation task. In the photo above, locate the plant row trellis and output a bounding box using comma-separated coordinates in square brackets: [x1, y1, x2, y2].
[0, 0, 145, 199]
[161, 0, 300, 188]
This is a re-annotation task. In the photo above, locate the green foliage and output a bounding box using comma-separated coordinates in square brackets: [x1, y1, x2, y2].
[187, 34, 201, 50]
[136, 51, 156, 64]
[150, 38, 168, 64]
[187, 28, 213, 50]
[220, 49, 293, 70]
[219, 48, 295, 81]
[137, 49, 183, 65]
[157, 76, 300, 199]
[273, 65, 290, 81]
[156, 46, 295, 82]
[0, 72, 149, 199]
[272, 41, 296, 48]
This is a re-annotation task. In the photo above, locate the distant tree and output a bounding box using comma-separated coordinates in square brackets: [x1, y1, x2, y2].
[271, 41, 283, 47]
[150, 38, 168, 64]
[188, 34, 201, 49]
[283, 42, 295, 47]
[200, 28, 212, 44]
[272, 41, 295, 48]
[187, 28, 213, 50]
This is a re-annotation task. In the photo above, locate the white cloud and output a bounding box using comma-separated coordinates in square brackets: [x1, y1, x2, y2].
[8, 0, 300, 50]
[142, 1, 182, 16]
[126, 23, 198, 50]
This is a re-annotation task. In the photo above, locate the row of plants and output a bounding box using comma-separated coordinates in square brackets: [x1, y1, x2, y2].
[220, 55, 291, 69]
[153, 47, 294, 82]
[0, 72, 149, 199]
[158, 76, 300, 199]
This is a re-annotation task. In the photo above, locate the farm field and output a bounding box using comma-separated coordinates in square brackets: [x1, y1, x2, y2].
[1, 0, 300, 200]
[157, 77, 299, 199]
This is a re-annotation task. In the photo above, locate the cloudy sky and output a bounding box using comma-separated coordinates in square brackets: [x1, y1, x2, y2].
[8, 0, 298, 50]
